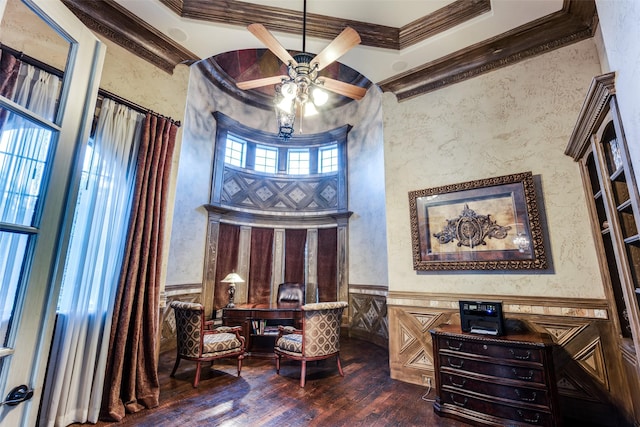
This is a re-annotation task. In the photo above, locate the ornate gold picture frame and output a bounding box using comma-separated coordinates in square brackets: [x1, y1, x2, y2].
[409, 171, 547, 271]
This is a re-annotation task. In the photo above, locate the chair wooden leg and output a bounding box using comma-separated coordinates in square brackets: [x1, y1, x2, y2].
[300, 360, 307, 387]
[275, 353, 281, 374]
[237, 354, 244, 377]
[336, 354, 344, 377]
[193, 361, 202, 388]
[170, 356, 181, 377]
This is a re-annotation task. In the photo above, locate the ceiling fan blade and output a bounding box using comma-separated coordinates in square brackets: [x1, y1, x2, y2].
[312, 27, 361, 72]
[318, 77, 367, 100]
[237, 75, 287, 90]
[248, 23, 298, 67]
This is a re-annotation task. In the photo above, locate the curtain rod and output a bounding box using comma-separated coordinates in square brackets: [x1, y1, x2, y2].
[1, 44, 181, 127]
[1, 43, 63, 78]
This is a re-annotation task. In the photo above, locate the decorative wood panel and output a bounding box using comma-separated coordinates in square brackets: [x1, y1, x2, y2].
[388, 293, 635, 426]
[349, 288, 388, 349]
[221, 166, 339, 213]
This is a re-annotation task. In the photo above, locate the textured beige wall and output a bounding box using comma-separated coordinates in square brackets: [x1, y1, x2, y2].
[1, 0, 69, 68]
[97, 37, 189, 124]
[346, 85, 389, 286]
[382, 39, 605, 299]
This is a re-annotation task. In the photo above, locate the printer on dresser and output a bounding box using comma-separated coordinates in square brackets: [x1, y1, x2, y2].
[430, 323, 561, 426]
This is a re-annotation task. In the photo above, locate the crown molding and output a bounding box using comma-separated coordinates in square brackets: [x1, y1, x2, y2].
[62, 0, 199, 74]
[378, 0, 598, 101]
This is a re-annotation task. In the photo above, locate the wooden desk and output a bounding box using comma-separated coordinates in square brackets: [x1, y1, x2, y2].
[222, 303, 302, 357]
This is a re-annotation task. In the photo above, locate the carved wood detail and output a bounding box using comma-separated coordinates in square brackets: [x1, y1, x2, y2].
[564, 72, 616, 160]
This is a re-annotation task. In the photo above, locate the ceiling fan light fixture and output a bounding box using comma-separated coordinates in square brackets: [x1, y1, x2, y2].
[281, 81, 297, 99]
[276, 96, 294, 113]
[311, 86, 328, 106]
[237, 1, 363, 139]
[274, 83, 295, 139]
[276, 107, 295, 139]
[304, 102, 318, 117]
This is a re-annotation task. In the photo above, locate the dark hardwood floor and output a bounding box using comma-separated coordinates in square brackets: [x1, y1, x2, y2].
[89, 336, 470, 427]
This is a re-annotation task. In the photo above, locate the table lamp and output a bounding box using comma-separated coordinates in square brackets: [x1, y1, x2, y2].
[221, 272, 244, 308]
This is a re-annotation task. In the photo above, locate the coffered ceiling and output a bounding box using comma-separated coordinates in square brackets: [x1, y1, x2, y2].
[62, 0, 597, 103]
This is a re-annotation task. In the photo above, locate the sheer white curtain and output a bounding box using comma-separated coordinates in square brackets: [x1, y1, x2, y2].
[0, 64, 59, 343]
[40, 98, 144, 426]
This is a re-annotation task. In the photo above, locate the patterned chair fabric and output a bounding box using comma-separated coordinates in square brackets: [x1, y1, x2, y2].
[274, 301, 348, 387]
[170, 301, 245, 387]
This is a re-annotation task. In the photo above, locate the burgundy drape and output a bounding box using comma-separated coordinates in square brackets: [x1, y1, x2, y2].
[248, 227, 273, 304]
[317, 227, 338, 302]
[102, 113, 178, 421]
[0, 50, 21, 126]
[214, 222, 241, 309]
[284, 229, 306, 283]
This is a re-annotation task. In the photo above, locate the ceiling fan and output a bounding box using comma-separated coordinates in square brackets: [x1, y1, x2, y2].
[236, 0, 367, 122]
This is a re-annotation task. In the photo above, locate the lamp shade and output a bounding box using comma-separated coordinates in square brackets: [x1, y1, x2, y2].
[221, 272, 244, 283]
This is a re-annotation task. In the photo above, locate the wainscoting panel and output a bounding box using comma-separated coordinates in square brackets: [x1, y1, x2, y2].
[387, 292, 636, 426]
[348, 285, 388, 348]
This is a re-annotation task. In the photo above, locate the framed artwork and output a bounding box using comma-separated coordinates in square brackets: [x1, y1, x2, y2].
[409, 171, 547, 271]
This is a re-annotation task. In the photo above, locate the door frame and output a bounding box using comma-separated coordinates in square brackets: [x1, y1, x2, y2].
[0, 0, 104, 425]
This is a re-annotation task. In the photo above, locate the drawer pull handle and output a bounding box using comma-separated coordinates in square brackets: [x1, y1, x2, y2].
[447, 357, 464, 369]
[450, 394, 468, 407]
[448, 376, 466, 388]
[446, 340, 463, 351]
[510, 349, 532, 360]
[515, 389, 537, 402]
[517, 410, 541, 424]
[511, 368, 534, 380]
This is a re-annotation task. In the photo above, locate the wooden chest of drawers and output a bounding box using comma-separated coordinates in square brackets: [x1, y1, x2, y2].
[430, 324, 561, 426]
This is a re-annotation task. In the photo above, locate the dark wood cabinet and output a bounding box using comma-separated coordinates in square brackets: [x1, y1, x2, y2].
[430, 325, 561, 426]
[566, 72, 640, 421]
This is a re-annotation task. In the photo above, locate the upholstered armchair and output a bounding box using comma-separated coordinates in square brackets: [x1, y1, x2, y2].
[274, 301, 348, 387]
[170, 301, 245, 387]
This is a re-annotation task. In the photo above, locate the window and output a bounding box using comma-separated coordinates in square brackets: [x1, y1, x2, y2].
[0, 64, 60, 349]
[224, 135, 246, 167]
[288, 149, 310, 175]
[255, 145, 278, 173]
[319, 144, 338, 173]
